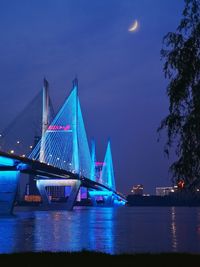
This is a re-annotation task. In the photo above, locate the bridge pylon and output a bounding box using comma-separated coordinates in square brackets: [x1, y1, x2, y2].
[88, 140, 121, 206]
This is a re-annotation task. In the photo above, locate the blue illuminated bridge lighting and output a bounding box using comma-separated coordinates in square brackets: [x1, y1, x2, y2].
[0, 78, 127, 215]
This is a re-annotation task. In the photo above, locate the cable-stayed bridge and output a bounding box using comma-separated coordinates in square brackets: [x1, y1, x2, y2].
[0, 78, 126, 215]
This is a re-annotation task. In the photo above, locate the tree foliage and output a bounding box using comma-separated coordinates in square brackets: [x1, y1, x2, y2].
[158, 0, 200, 190]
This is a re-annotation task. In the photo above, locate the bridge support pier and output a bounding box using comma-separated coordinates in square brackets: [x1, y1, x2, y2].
[36, 178, 81, 211]
[104, 195, 114, 206]
[0, 170, 20, 215]
[0, 156, 20, 215]
[89, 191, 114, 207]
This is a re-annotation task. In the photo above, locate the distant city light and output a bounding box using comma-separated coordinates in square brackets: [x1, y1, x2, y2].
[131, 184, 144, 195]
[29, 145, 33, 149]
[156, 186, 177, 196]
[17, 141, 20, 144]
[10, 150, 14, 154]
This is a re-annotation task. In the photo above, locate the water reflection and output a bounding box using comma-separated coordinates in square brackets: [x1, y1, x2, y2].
[34, 207, 114, 253]
[196, 209, 200, 241]
[0, 217, 17, 253]
[1, 207, 200, 254]
[0, 213, 36, 253]
[87, 208, 114, 254]
[170, 207, 178, 252]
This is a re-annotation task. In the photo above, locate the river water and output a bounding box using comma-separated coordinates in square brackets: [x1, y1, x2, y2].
[0, 206, 200, 254]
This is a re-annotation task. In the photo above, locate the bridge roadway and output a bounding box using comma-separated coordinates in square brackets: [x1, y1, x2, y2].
[0, 151, 126, 214]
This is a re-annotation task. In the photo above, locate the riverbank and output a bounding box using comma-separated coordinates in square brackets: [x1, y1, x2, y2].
[126, 191, 200, 206]
[0, 251, 200, 266]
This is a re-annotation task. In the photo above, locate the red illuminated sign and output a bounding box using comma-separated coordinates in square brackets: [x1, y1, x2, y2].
[95, 162, 106, 166]
[177, 179, 185, 189]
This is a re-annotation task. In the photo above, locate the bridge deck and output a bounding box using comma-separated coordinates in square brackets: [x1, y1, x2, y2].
[0, 151, 126, 201]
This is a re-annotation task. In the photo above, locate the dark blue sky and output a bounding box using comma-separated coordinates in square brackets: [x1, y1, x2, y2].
[0, 0, 184, 195]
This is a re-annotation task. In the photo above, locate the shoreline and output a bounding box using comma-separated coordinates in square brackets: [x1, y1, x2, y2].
[126, 192, 200, 207]
[0, 251, 200, 266]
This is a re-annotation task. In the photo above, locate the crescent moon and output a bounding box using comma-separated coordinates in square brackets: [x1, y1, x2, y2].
[128, 20, 138, 32]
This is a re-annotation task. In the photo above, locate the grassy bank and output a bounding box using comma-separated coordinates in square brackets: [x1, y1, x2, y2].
[1, 251, 200, 266]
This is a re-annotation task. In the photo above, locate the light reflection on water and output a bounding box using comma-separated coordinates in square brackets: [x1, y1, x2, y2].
[171, 207, 178, 251]
[10, 207, 114, 254]
[1, 206, 200, 254]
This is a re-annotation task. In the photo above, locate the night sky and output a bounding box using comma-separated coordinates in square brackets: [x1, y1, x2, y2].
[0, 0, 185, 195]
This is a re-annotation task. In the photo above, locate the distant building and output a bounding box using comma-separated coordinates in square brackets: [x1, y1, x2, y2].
[156, 186, 175, 196]
[131, 184, 144, 195]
